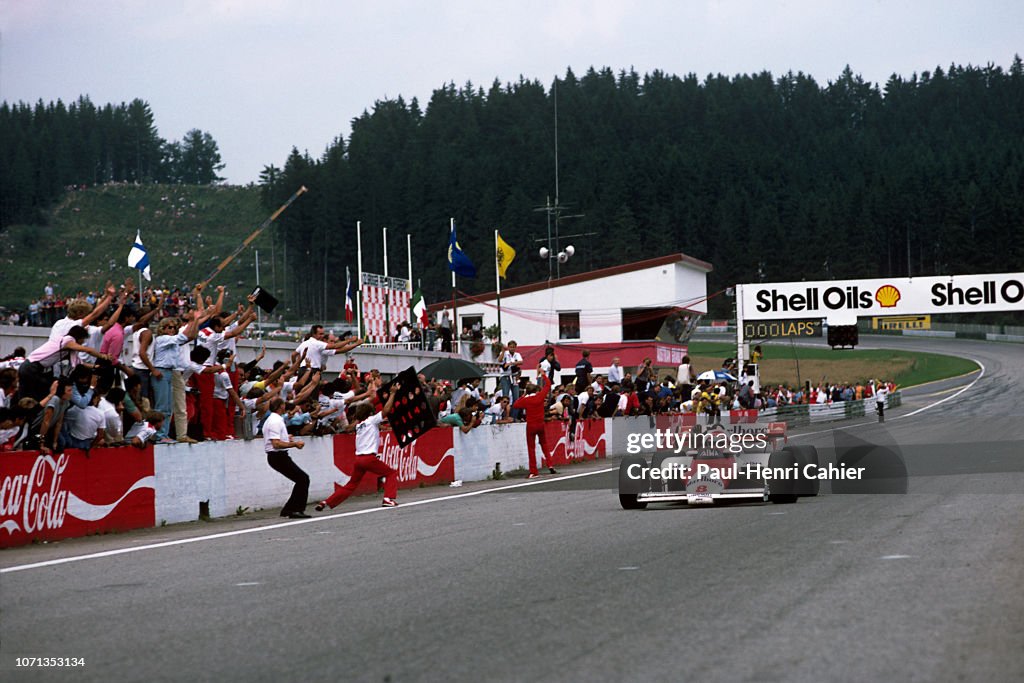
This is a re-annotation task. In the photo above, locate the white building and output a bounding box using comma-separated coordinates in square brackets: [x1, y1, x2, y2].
[432, 253, 712, 374]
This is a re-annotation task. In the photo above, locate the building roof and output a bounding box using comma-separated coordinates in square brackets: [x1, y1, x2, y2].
[428, 252, 713, 312]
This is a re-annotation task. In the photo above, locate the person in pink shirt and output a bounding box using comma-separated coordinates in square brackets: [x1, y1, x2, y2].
[100, 295, 163, 368]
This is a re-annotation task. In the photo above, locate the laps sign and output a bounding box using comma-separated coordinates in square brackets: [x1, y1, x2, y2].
[1, 447, 156, 548]
[739, 272, 1024, 321]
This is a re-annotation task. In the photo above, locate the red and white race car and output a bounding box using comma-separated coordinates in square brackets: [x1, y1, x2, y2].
[617, 421, 819, 509]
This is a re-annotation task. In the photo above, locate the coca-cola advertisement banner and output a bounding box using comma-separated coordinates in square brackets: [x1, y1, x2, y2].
[1, 447, 156, 548]
[545, 419, 607, 467]
[331, 429, 455, 497]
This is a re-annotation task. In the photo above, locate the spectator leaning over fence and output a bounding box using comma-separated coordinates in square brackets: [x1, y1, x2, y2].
[126, 410, 164, 448]
[36, 378, 72, 454]
[61, 388, 106, 452]
[19, 325, 108, 402]
[296, 325, 365, 370]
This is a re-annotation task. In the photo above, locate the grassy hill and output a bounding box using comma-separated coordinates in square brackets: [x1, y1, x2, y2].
[0, 183, 273, 308]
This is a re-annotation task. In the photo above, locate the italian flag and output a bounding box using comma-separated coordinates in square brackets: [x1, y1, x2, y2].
[411, 288, 428, 327]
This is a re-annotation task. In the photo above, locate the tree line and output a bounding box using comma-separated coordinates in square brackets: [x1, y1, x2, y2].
[5, 58, 1023, 321]
[0, 96, 224, 227]
[261, 58, 1024, 318]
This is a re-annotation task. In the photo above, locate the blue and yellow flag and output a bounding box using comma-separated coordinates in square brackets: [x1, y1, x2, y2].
[448, 224, 477, 278]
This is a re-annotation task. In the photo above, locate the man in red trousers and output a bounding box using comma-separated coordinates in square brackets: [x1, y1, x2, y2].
[513, 366, 558, 478]
[316, 382, 401, 510]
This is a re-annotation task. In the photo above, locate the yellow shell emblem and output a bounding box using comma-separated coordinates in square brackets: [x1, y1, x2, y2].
[875, 285, 901, 307]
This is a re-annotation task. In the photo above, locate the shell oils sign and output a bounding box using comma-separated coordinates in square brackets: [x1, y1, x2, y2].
[738, 273, 1024, 321]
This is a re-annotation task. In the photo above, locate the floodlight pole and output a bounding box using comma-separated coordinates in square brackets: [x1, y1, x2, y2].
[735, 284, 746, 370]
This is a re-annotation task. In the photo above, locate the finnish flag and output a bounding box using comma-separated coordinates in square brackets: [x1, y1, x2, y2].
[128, 230, 151, 281]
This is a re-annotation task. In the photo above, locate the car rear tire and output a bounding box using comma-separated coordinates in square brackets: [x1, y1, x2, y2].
[791, 445, 820, 497]
[767, 447, 800, 504]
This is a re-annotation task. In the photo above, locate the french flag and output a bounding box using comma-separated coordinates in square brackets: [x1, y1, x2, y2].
[345, 266, 354, 323]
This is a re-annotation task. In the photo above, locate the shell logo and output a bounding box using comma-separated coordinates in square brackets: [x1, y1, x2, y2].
[875, 284, 901, 308]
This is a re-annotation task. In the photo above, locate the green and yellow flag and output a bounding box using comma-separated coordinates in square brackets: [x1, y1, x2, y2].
[496, 232, 516, 279]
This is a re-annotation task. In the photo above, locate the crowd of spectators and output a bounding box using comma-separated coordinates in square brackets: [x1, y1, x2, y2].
[0, 282, 897, 454]
[1, 282, 213, 328]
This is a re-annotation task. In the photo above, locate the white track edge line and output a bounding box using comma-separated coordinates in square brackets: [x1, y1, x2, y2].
[0, 467, 615, 574]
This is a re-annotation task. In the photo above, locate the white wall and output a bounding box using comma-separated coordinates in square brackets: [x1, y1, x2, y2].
[456, 261, 708, 346]
[154, 438, 343, 524]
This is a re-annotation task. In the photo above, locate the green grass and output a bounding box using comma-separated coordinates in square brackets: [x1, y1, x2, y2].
[0, 184, 270, 307]
[688, 341, 980, 389]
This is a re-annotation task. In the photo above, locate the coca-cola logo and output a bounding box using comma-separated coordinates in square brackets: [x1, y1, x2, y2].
[378, 432, 420, 483]
[555, 422, 606, 462]
[0, 454, 69, 535]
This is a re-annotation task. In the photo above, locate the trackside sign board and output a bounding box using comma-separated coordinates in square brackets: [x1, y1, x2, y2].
[739, 273, 1024, 321]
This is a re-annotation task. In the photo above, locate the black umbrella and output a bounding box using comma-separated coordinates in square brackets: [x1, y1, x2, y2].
[418, 357, 485, 381]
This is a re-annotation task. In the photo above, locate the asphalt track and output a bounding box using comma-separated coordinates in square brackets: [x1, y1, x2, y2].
[2, 335, 1022, 682]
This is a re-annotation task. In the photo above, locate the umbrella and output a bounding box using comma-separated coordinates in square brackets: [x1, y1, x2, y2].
[697, 369, 737, 382]
[418, 357, 485, 381]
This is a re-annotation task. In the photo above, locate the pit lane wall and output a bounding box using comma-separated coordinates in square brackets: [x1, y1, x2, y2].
[0, 420, 608, 548]
[1, 396, 895, 548]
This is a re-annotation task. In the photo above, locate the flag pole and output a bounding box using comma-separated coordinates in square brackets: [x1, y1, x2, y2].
[407, 233, 413, 290]
[255, 248, 261, 337]
[356, 221, 363, 339]
[495, 229, 502, 343]
[383, 226, 390, 343]
[451, 218, 457, 355]
[407, 233, 414, 326]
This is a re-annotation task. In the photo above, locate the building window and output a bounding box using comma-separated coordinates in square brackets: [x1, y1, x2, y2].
[622, 307, 695, 342]
[461, 315, 483, 340]
[559, 312, 580, 340]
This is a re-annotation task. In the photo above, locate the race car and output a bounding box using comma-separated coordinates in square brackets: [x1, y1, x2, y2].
[617, 422, 819, 509]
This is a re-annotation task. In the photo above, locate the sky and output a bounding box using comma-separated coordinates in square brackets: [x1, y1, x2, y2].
[2, 1, 1021, 185]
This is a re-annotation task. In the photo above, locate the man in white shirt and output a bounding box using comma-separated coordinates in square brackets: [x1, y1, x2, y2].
[263, 397, 310, 518]
[295, 325, 364, 370]
[315, 384, 400, 511]
[499, 340, 523, 411]
[875, 381, 889, 422]
[61, 392, 106, 451]
[607, 357, 624, 384]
